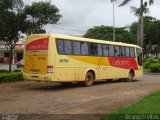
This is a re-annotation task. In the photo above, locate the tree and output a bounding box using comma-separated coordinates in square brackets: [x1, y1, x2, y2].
[24, 1, 62, 33]
[0, 0, 25, 72]
[111, 0, 154, 48]
[130, 16, 160, 58]
[0, 0, 62, 72]
[84, 25, 136, 44]
[0, 0, 23, 10]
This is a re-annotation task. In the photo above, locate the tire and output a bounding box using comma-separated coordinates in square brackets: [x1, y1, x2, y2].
[126, 71, 134, 82]
[84, 71, 94, 87]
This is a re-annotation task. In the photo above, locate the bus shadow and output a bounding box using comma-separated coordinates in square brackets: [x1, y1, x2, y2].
[29, 83, 84, 91]
[29, 79, 140, 91]
[93, 79, 140, 85]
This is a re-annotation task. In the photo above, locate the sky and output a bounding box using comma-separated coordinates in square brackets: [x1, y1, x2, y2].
[24, 0, 160, 35]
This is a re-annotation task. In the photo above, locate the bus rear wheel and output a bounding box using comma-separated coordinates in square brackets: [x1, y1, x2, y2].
[84, 72, 94, 87]
[126, 71, 134, 82]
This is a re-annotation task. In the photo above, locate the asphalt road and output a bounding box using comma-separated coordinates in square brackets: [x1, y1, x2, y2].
[0, 74, 160, 120]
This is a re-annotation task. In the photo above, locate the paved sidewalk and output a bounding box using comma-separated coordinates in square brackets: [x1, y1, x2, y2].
[0, 64, 17, 70]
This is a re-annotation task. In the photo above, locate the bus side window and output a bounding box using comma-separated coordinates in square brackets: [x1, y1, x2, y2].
[120, 46, 126, 57]
[114, 46, 120, 57]
[130, 48, 135, 58]
[103, 44, 109, 56]
[81, 42, 89, 55]
[90, 43, 98, 56]
[109, 45, 114, 56]
[126, 47, 130, 57]
[136, 48, 143, 66]
[97, 44, 103, 56]
[73, 41, 80, 55]
[57, 39, 64, 54]
[64, 40, 72, 54]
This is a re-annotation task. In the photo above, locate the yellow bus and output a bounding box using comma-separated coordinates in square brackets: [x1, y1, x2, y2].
[23, 34, 143, 87]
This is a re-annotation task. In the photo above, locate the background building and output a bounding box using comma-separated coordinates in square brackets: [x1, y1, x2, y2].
[0, 42, 24, 64]
[0, 31, 26, 64]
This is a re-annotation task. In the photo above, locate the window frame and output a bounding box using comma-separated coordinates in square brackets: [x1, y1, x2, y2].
[102, 44, 109, 57]
[89, 42, 98, 56]
[97, 44, 103, 56]
[56, 38, 137, 58]
[108, 45, 115, 57]
[130, 47, 135, 58]
[114, 45, 120, 57]
[80, 42, 89, 56]
[56, 39, 64, 54]
[119, 46, 126, 57]
[64, 40, 73, 55]
[73, 41, 81, 55]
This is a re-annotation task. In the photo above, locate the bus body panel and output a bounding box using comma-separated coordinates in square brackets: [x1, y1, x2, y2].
[23, 34, 143, 82]
[23, 34, 54, 81]
[54, 55, 139, 82]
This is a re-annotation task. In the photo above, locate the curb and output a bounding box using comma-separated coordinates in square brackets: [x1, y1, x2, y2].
[144, 73, 160, 75]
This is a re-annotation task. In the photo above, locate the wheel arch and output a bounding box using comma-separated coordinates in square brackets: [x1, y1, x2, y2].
[85, 68, 96, 80]
[130, 69, 135, 76]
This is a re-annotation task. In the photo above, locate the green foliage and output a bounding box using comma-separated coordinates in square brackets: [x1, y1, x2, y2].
[130, 22, 137, 34]
[0, 0, 61, 72]
[0, 69, 10, 73]
[150, 63, 160, 73]
[0, 0, 24, 11]
[144, 58, 159, 69]
[143, 68, 151, 73]
[24, 1, 62, 33]
[84, 26, 112, 40]
[0, 69, 21, 73]
[0, 11, 27, 42]
[0, 0, 26, 42]
[144, 58, 160, 73]
[13, 69, 21, 72]
[130, 16, 160, 53]
[0, 72, 23, 83]
[84, 25, 136, 44]
[0, 0, 26, 72]
[101, 90, 160, 120]
[143, 16, 160, 46]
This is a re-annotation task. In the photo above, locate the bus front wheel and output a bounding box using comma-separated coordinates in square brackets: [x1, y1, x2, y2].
[84, 72, 94, 87]
[126, 71, 134, 82]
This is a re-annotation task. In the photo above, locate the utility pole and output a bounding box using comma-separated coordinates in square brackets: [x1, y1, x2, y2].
[113, 0, 115, 42]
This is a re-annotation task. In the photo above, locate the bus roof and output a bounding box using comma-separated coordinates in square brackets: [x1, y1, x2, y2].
[28, 34, 141, 49]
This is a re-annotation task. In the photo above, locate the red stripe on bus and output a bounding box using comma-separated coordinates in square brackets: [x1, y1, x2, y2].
[26, 38, 49, 50]
[108, 57, 138, 70]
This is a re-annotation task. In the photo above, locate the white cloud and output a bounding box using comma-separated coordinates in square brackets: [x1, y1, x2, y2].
[24, 0, 160, 35]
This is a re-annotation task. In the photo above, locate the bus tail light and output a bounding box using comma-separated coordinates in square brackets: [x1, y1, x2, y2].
[47, 65, 53, 73]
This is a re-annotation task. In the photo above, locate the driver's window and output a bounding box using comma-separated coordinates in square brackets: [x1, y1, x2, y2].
[136, 48, 143, 66]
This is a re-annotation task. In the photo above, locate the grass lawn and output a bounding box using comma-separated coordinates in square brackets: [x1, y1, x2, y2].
[0, 69, 23, 83]
[101, 91, 160, 120]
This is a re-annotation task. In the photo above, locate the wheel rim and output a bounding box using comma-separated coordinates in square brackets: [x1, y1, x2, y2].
[87, 75, 92, 84]
[128, 72, 133, 81]
[85, 72, 94, 86]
